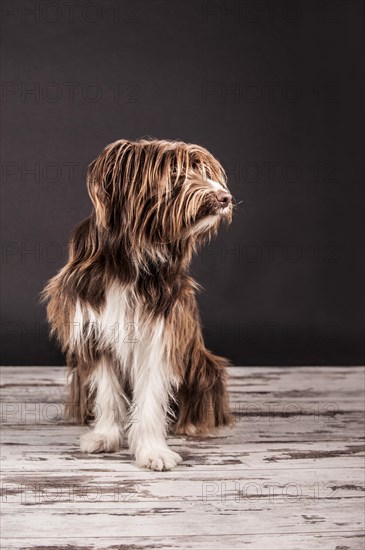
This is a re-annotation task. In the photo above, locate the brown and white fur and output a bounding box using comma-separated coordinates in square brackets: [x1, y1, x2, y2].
[43, 139, 233, 471]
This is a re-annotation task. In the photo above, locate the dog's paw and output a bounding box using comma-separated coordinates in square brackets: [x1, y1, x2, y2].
[174, 423, 199, 436]
[80, 427, 123, 453]
[135, 447, 183, 471]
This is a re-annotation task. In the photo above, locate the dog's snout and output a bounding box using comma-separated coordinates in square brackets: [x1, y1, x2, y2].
[215, 191, 232, 207]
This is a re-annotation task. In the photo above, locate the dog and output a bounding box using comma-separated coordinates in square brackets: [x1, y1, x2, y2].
[43, 138, 233, 471]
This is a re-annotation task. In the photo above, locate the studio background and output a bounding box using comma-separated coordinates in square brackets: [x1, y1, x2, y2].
[1, 0, 364, 366]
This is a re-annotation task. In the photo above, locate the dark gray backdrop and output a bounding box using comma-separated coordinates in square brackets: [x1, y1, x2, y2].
[1, 0, 364, 365]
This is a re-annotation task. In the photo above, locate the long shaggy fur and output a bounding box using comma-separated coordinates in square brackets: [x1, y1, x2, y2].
[43, 138, 233, 470]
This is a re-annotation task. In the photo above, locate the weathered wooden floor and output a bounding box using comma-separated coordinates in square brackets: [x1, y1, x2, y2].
[0, 366, 364, 550]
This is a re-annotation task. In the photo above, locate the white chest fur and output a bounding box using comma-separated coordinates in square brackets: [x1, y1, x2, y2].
[72, 284, 167, 382]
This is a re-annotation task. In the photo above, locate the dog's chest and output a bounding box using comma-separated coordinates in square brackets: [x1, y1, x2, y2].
[74, 284, 166, 372]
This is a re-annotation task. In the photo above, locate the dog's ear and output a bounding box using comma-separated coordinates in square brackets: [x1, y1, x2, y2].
[87, 157, 110, 228]
[86, 140, 133, 229]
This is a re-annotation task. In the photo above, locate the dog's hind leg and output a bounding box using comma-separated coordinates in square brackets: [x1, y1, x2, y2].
[168, 292, 233, 436]
[79, 357, 126, 453]
[173, 350, 233, 436]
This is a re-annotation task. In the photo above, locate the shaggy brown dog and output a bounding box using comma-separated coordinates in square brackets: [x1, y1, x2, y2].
[43, 139, 233, 470]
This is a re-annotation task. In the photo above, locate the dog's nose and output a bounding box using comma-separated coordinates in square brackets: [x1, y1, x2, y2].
[215, 191, 232, 207]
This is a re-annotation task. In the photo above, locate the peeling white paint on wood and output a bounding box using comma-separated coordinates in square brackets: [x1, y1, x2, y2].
[0, 366, 364, 549]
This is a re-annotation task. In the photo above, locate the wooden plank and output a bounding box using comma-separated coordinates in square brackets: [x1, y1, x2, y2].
[1, 440, 364, 471]
[2, 532, 365, 550]
[1, 501, 364, 538]
[2, 465, 364, 505]
[2, 411, 364, 444]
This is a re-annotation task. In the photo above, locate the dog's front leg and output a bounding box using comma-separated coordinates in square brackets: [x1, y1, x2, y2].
[128, 333, 182, 471]
[79, 357, 126, 453]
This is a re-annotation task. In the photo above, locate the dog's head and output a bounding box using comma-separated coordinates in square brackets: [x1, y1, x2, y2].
[87, 139, 232, 250]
